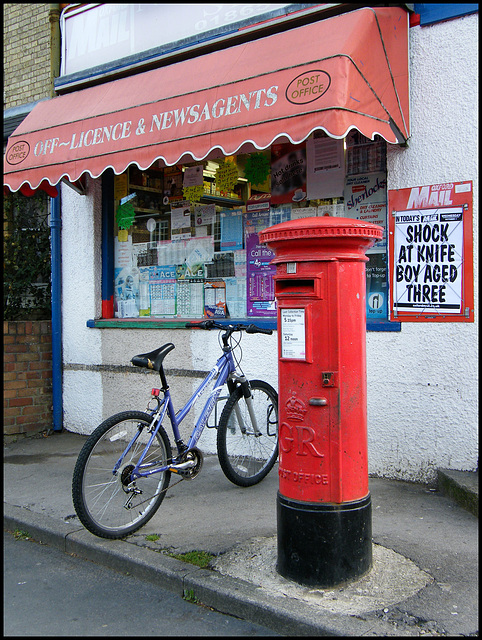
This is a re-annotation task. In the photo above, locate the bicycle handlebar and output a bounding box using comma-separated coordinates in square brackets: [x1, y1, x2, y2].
[185, 320, 272, 336]
[245, 324, 273, 336]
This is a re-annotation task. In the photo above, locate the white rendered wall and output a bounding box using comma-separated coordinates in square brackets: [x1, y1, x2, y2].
[61, 177, 104, 433]
[60, 13, 478, 482]
[366, 13, 478, 482]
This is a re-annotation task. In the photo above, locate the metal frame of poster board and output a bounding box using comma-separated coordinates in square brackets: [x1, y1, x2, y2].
[388, 181, 474, 322]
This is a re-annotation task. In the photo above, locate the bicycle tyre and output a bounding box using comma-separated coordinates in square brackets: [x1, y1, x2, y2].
[72, 411, 171, 539]
[217, 380, 278, 487]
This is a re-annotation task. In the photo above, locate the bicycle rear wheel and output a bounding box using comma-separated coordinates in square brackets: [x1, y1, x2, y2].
[72, 411, 171, 539]
[217, 380, 278, 487]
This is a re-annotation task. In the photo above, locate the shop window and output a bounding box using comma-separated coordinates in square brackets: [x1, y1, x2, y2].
[106, 132, 393, 328]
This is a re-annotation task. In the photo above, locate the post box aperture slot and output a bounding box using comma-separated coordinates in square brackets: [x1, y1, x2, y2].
[275, 278, 316, 297]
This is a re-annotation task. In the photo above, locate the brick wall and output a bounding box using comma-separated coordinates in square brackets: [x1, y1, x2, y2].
[4, 5, 55, 439]
[3, 3, 52, 109]
[4, 321, 53, 439]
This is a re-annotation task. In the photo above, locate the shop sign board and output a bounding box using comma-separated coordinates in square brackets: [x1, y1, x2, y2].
[6, 7, 410, 192]
[61, 3, 292, 77]
[388, 181, 474, 322]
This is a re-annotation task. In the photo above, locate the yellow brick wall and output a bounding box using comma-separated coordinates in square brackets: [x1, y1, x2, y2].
[3, 3, 52, 109]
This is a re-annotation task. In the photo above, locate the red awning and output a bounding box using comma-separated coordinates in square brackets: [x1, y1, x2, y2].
[4, 6, 409, 193]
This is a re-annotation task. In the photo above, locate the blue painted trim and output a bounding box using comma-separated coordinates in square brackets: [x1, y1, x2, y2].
[415, 4, 478, 26]
[50, 193, 63, 431]
[101, 170, 114, 314]
[367, 320, 401, 332]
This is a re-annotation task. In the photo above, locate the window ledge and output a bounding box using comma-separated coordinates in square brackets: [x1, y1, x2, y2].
[87, 317, 400, 331]
[367, 320, 401, 332]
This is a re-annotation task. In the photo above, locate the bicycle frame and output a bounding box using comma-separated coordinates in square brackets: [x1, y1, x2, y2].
[72, 320, 277, 540]
[125, 347, 241, 481]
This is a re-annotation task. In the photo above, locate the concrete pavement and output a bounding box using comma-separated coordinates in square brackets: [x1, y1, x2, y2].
[3, 430, 478, 636]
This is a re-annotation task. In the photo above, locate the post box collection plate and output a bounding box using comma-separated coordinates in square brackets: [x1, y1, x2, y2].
[280, 308, 306, 359]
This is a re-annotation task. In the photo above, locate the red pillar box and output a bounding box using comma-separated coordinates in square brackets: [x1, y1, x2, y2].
[259, 217, 383, 587]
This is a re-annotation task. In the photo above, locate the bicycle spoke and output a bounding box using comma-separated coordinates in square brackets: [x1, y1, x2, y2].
[72, 412, 172, 539]
[218, 381, 278, 486]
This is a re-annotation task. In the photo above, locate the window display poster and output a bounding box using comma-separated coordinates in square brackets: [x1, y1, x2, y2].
[246, 232, 277, 317]
[183, 165, 203, 187]
[246, 192, 271, 213]
[114, 235, 140, 317]
[114, 173, 128, 200]
[306, 133, 345, 199]
[271, 142, 307, 205]
[388, 181, 474, 322]
[317, 201, 345, 217]
[366, 253, 388, 320]
[177, 279, 204, 317]
[114, 267, 140, 318]
[148, 265, 177, 317]
[137, 265, 177, 317]
[138, 280, 150, 316]
[220, 208, 243, 251]
[194, 203, 216, 227]
[225, 277, 246, 318]
[344, 173, 387, 251]
[176, 237, 213, 279]
[150, 280, 176, 316]
[245, 209, 270, 237]
[291, 206, 317, 220]
[171, 204, 192, 231]
[234, 250, 246, 277]
[157, 237, 213, 271]
[270, 204, 291, 227]
[114, 234, 133, 269]
[204, 280, 227, 318]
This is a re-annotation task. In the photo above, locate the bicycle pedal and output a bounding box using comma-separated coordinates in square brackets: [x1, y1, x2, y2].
[170, 460, 196, 472]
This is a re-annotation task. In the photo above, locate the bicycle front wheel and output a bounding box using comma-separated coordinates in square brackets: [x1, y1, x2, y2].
[217, 380, 278, 487]
[72, 411, 171, 539]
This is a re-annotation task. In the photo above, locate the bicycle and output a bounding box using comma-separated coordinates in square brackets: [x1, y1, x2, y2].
[72, 320, 279, 539]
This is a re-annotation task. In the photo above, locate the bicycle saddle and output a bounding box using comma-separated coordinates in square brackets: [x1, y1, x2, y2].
[131, 343, 175, 371]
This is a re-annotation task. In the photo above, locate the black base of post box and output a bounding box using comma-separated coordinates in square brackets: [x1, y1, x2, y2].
[276, 492, 372, 588]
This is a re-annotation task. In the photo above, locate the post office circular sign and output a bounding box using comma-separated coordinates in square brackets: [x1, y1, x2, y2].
[286, 70, 331, 105]
[6, 141, 30, 165]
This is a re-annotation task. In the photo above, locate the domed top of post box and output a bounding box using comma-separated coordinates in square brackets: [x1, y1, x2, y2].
[259, 216, 383, 262]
